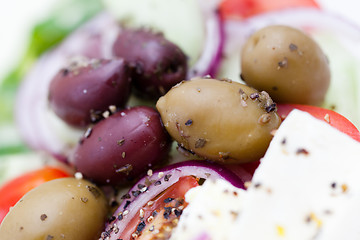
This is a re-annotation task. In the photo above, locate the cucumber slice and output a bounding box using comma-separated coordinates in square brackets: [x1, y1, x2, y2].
[0, 153, 45, 186]
[316, 33, 360, 128]
[102, 0, 205, 66]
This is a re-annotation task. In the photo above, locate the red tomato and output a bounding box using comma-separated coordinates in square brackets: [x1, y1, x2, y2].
[119, 176, 199, 239]
[219, 0, 319, 19]
[0, 166, 70, 223]
[277, 104, 360, 142]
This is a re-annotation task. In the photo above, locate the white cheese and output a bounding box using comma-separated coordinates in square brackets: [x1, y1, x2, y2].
[230, 109, 360, 240]
[170, 178, 246, 240]
[315, 194, 360, 240]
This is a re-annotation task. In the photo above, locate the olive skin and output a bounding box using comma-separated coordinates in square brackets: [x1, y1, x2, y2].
[113, 28, 187, 99]
[72, 106, 172, 185]
[0, 178, 108, 240]
[48, 58, 132, 127]
[156, 78, 281, 164]
[241, 25, 330, 105]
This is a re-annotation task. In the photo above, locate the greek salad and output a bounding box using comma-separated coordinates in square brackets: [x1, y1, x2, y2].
[1, 0, 360, 239]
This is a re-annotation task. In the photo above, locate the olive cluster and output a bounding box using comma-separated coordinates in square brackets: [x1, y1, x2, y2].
[48, 28, 187, 186]
[156, 25, 330, 164]
[0, 24, 332, 240]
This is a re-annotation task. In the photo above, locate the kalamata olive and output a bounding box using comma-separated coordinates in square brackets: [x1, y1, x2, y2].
[48, 57, 132, 127]
[112, 28, 187, 99]
[156, 78, 281, 164]
[241, 25, 330, 105]
[72, 106, 172, 185]
[0, 178, 108, 240]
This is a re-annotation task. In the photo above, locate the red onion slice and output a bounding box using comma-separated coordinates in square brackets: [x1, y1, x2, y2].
[187, 0, 225, 79]
[104, 160, 244, 239]
[15, 12, 120, 159]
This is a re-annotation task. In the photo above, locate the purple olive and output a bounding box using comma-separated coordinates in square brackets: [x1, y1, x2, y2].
[112, 28, 187, 99]
[48, 58, 132, 127]
[72, 106, 172, 185]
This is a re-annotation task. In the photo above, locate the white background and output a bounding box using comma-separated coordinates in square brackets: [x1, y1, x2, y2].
[0, 0, 60, 81]
[0, 0, 359, 82]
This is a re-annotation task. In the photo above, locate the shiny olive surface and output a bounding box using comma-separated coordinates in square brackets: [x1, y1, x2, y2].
[156, 78, 281, 163]
[0, 178, 108, 240]
[48, 58, 132, 127]
[72, 106, 172, 185]
[241, 25, 330, 105]
[113, 28, 187, 99]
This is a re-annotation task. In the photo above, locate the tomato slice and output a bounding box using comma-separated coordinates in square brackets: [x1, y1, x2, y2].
[219, 0, 319, 19]
[0, 166, 70, 223]
[118, 176, 199, 239]
[277, 104, 360, 142]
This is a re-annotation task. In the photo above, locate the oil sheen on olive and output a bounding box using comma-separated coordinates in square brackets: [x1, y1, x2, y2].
[156, 78, 281, 164]
[241, 25, 330, 105]
[72, 106, 172, 185]
[48, 58, 132, 127]
[0, 178, 108, 240]
[112, 28, 187, 99]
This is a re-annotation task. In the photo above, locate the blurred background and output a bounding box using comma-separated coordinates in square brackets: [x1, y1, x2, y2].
[0, 0, 60, 81]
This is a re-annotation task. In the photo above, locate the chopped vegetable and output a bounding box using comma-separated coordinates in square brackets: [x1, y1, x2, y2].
[277, 104, 360, 141]
[103, 160, 244, 239]
[219, 0, 319, 19]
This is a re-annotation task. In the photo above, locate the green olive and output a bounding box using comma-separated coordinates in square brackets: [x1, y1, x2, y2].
[241, 25, 330, 105]
[156, 78, 281, 163]
[0, 178, 108, 240]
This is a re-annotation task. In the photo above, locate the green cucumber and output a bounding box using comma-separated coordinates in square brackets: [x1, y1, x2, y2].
[315, 33, 360, 129]
[0, 153, 46, 186]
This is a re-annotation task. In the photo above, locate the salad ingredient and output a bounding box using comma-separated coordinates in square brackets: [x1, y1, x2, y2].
[15, 13, 120, 157]
[103, 0, 204, 67]
[72, 106, 171, 185]
[188, 0, 225, 79]
[241, 25, 330, 105]
[0, 166, 70, 223]
[224, 160, 261, 183]
[0, 177, 108, 240]
[104, 0, 225, 79]
[156, 78, 281, 164]
[219, 0, 319, 19]
[112, 28, 187, 99]
[0, 152, 46, 185]
[103, 160, 244, 239]
[218, 8, 360, 127]
[277, 104, 360, 141]
[229, 110, 360, 239]
[48, 58, 132, 127]
[112, 176, 199, 240]
[170, 178, 245, 240]
[0, 0, 102, 145]
[170, 110, 360, 239]
[14, 3, 224, 159]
